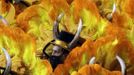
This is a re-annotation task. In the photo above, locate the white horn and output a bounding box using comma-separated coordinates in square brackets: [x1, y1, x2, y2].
[89, 57, 96, 64]
[68, 19, 83, 49]
[116, 55, 126, 75]
[53, 13, 64, 39]
[107, 3, 116, 21]
[89, 55, 126, 75]
[1, 48, 11, 75]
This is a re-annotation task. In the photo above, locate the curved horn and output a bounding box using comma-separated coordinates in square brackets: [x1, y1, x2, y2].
[111, 3, 116, 16]
[0, 15, 8, 25]
[116, 55, 126, 75]
[53, 13, 64, 39]
[89, 57, 96, 64]
[89, 55, 126, 75]
[107, 3, 116, 20]
[1, 48, 12, 75]
[68, 19, 83, 49]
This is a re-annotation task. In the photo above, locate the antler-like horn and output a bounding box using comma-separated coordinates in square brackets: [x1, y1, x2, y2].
[1, 48, 12, 75]
[53, 13, 64, 39]
[89, 55, 126, 75]
[107, 3, 116, 20]
[68, 19, 83, 49]
[0, 15, 8, 25]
